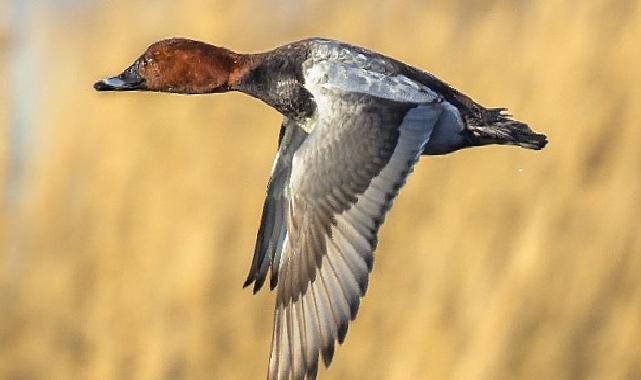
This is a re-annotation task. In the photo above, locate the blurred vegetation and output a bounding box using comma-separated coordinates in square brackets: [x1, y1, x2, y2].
[1, 1, 641, 379]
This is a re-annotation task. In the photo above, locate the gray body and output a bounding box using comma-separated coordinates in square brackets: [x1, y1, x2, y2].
[238, 39, 547, 380]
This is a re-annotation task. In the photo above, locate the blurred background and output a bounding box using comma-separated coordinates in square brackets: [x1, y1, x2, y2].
[1, 1, 640, 379]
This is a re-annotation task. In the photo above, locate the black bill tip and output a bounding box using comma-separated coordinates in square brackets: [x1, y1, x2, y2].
[94, 79, 115, 91]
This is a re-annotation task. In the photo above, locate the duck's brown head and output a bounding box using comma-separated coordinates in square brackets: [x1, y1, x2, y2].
[94, 38, 246, 94]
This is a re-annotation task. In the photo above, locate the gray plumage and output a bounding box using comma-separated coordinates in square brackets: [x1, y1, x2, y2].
[239, 38, 547, 380]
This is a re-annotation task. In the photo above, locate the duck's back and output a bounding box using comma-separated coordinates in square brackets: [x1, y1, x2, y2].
[293, 38, 546, 152]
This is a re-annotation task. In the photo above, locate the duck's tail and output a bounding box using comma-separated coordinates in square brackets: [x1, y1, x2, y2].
[466, 109, 548, 150]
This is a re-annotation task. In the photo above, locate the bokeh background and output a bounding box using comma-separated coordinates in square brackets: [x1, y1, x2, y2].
[1, 1, 640, 379]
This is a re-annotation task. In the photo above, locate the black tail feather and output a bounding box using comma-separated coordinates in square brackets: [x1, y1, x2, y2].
[468, 111, 548, 150]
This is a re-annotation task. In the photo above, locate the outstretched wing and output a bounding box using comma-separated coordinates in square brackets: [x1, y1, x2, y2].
[268, 90, 444, 379]
[244, 118, 308, 293]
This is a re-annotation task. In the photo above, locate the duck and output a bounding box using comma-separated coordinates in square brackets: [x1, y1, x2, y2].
[95, 37, 547, 380]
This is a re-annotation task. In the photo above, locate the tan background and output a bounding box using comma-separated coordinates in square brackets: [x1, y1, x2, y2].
[1, 1, 640, 379]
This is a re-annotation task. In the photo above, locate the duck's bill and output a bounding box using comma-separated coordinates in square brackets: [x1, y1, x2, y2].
[94, 76, 145, 91]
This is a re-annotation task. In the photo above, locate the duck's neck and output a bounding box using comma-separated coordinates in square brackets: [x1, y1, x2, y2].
[228, 50, 315, 118]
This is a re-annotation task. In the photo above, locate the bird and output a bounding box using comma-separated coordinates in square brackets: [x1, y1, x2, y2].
[95, 37, 547, 379]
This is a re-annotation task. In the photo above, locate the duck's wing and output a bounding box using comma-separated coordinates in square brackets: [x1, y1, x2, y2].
[267, 50, 446, 379]
[244, 118, 308, 293]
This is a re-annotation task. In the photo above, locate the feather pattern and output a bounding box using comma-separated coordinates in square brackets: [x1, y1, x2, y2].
[264, 48, 444, 377]
[238, 38, 545, 379]
[244, 119, 308, 293]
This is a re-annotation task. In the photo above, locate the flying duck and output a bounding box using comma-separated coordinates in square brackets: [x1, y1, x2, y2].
[95, 37, 547, 380]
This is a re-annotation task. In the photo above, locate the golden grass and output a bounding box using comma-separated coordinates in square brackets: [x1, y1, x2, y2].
[1, 1, 641, 379]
